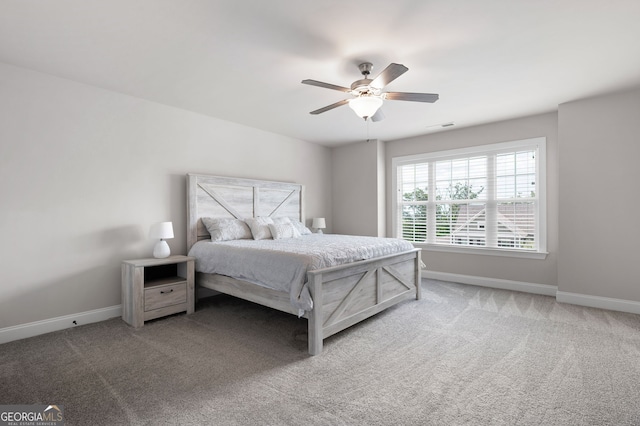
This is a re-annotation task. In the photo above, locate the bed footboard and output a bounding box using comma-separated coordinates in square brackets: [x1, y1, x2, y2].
[306, 248, 421, 355]
[196, 249, 421, 356]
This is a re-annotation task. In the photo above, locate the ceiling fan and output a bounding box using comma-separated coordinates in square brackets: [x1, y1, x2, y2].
[302, 62, 439, 121]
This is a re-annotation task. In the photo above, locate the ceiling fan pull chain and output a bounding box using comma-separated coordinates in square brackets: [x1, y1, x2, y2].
[366, 118, 370, 142]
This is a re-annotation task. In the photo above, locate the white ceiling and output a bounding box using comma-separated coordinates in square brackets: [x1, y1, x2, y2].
[1, 1, 639, 146]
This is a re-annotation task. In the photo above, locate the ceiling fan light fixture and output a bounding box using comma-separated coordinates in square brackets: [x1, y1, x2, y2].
[348, 96, 383, 119]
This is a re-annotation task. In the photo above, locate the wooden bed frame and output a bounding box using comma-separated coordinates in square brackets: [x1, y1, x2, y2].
[186, 173, 421, 355]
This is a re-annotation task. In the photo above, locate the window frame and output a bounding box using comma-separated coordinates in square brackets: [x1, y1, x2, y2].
[391, 137, 547, 259]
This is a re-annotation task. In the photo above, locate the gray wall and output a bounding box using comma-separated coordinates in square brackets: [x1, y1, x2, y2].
[558, 88, 640, 301]
[383, 113, 560, 286]
[0, 62, 332, 328]
[331, 139, 385, 236]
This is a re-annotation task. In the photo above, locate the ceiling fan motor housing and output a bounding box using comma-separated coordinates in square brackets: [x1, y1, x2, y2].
[351, 62, 376, 95]
[351, 79, 374, 95]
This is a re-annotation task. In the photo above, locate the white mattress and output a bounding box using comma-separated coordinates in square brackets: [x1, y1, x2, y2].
[188, 234, 415, 312]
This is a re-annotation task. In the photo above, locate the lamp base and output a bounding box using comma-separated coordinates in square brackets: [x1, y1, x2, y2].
[315, 229, 324, 234]
[153, 240, 171, 258]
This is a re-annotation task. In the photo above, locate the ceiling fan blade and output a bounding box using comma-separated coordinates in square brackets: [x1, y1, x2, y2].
[309, 99, 349, 115]
[370, 109, 385, 122]
[301, 79, 351, 92]
[384, 92, 439, 103]
[370, 63, 408, 90]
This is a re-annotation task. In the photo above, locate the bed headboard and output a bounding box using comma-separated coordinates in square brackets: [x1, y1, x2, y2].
[186, 174, 305, 251]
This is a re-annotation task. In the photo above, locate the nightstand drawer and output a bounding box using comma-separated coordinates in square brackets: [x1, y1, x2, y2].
[144, 282, 187, 311]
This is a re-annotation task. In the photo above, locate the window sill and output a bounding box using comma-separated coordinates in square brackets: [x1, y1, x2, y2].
[413, 243, 548, 260]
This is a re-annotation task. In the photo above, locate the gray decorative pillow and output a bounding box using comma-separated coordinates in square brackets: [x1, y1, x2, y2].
[201, 217, 252, 241]
[268, 222, 301, 240]
[245, 216, 275, 240]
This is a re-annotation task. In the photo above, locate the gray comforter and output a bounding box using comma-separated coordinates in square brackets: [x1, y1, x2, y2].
[188, 234, 414, 312]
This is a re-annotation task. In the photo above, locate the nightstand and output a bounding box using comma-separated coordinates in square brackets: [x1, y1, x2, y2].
[121, 255, 195, 328]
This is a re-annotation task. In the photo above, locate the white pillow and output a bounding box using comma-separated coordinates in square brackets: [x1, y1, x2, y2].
[291, 220, 312, 235]
[245, 217, 275, 240]
[201, 217, 252, 241]
[269, 222, 301, 240]
[272, 217, 292, 225]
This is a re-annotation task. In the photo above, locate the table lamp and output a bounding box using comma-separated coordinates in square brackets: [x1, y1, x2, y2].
[312, 218, 326, 234]
[149, 222, 174, 258]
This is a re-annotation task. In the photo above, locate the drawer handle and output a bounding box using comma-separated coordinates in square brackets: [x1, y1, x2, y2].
[160, 289, 174, 294]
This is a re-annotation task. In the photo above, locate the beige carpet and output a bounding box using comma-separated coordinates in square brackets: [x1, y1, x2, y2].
[1, 279, 640, 425]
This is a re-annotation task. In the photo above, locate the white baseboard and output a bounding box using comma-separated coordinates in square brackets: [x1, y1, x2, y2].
[556, 291, 640, 315]
[0, 305, 122, 345]
[422, 270, 558, 297]
[3, 278, 638, 346]
[424, 270, 640, 315]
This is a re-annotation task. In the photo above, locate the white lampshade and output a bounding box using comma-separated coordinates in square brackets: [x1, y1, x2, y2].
[149, 222, 174, 258]
[312, 218, 326, 234]
[149, 222, 174, 239]
[348, 96, 383, 119]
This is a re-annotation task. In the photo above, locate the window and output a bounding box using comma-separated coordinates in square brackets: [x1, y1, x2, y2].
[392, 138, 546, 258]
